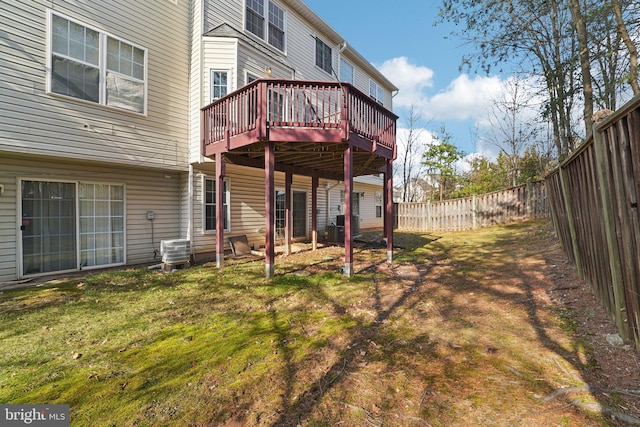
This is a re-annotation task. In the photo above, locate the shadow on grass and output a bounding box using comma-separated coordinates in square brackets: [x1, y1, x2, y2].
[1, 221, 623, 425]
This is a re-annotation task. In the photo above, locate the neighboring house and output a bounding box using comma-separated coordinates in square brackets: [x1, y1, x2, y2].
[0, 0, 397, 282]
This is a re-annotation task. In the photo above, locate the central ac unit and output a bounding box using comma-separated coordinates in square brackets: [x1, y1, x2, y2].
[160, 239, 191, 264]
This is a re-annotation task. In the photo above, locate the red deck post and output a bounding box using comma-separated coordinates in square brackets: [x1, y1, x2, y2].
[385, 159, 393, 263]
[344, 144, 353, 277]
[216, 152, 226, 268]
[285, 172, 292, 256]
[265, 142, 275, 278]
[312, 176, 318, 251]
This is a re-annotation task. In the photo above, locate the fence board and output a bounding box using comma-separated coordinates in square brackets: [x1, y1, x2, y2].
[545, 94, 640, 350]
[395, 181, 549, 232]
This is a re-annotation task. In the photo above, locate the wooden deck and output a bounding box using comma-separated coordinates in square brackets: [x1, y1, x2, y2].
[201, 79, 398, 179]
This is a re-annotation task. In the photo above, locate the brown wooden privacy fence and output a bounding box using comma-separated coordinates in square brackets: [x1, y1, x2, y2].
[545, 94, 640, 350]
[395, 181, 549, 232]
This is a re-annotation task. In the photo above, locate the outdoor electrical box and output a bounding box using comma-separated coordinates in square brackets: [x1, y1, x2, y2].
[146, 211, 155, 220]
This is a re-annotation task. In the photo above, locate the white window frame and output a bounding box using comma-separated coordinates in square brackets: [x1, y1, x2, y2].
[18, 178, 127, 277]
[375, 191, 383, 218]
[203, 176, 231, 233]
[245, 71, 260, 85]
[369, 79, 384, 104]
[339, 57, 354, 84]
[46, 10, 148, 115]
[275, 187, 308, 240]
[315, 37, 333, 75]
[210, 69, 230, 102]
[244, 0, 287, 53]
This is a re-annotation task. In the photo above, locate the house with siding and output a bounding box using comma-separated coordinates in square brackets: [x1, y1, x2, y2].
[0, 0, 397, 282]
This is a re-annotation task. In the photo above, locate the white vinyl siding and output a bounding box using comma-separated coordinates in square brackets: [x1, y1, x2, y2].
[49, 12, 147, 114]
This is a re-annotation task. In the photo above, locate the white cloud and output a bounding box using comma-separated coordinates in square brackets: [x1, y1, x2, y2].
[378, 57, 550, 161]
[426, 74, 503, 122]
[378, 57, 504, 124]
[378, 57, 434, 108]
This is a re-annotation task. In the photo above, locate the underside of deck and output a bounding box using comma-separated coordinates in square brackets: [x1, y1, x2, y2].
[201, 79, 398, 277]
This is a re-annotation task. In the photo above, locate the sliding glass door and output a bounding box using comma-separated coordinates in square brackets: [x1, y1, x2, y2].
[21, 181, 77, 275]
[21, 180, 125, 276]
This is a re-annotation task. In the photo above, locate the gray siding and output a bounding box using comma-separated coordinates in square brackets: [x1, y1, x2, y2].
[0, 155, 183, 282]
[0, 0, 191, 171]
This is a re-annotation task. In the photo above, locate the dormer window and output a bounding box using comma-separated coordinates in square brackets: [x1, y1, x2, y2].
[245, 0, 286, 52]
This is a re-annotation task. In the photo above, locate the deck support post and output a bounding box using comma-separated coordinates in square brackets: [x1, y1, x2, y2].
[312, 176, 318, 251]
[215, 152, 226, 268]
[285, 172, 292, 256]
[385, 159, 393, 263]
[344, 144, 353, 277]
[265, 142, 275, 278]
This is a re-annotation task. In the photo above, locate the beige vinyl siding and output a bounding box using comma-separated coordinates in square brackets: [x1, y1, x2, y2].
[0, 0, 190, 171]
[0, 155, 183, 281]
[190, 164, 333, 257]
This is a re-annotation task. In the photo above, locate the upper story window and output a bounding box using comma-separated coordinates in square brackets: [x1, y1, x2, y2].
[49, 12, 147, 114]
[369, 80, 384, 104]
[246, 72, 259, 85]
[245, 0, 286, 52]
[315, 38, 332, 75]
[339, 57, 354, 84]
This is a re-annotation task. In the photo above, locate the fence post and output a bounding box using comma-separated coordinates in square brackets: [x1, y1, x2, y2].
[593, 124, 629, 337]
[525, 182, 532, 218]
[558, 166, 584, 280]
[472, 195, 477, 229]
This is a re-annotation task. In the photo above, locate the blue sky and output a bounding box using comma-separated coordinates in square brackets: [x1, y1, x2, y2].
[303, 0, 510, 161]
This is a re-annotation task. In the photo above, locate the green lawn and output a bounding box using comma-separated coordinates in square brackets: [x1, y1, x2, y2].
[0, 221, 610, 426]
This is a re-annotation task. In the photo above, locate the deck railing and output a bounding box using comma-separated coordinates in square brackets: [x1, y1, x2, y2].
[201, 79, 397, 154]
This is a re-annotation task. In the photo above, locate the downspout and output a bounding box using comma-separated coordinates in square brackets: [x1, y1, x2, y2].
[187, 164, 194, 243]
[325, 180, 342, 227]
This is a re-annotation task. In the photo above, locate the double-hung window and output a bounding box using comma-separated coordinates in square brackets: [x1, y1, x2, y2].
[339, 57, 354, 84]
[49, 12, 147, 114]
[369, 80, 384, 104]
[204, 178, 230, 232]
[245, 0, 286, 52]
[210, 70, 229, 102]
[315, 38, 332, 74]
